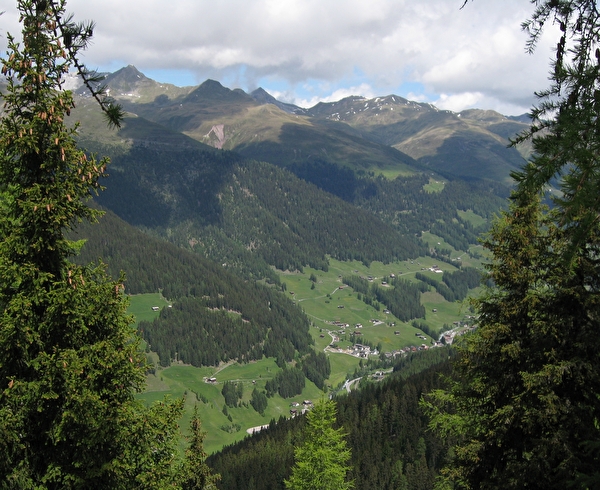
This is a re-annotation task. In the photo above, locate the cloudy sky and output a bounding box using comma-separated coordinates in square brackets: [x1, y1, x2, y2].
[1, 0, 559, 115]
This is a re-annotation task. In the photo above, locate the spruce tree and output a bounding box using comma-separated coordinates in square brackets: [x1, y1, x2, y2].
[0, 1, 181, 487]
[181, 407, 221, 490]
[285, 399, 354, 490]
[426, 1, 600, 488]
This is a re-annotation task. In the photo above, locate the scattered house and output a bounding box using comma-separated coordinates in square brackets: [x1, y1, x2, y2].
[337, 305, 344, 308]
[290, 409, 298, 416]
[432, 308, 437, 312]
[352, 344, 371, 357]
[383, 309, 390, 314]
[151, 306, 160, 311]
[207, 377, 217, 383]
[394, 331, 400, 335]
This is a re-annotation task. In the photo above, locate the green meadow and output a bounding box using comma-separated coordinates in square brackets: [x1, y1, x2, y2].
[131, 251, 482, 453]
[127, 292, 170, 326]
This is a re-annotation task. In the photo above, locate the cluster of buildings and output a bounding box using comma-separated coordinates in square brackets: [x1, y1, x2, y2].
[289, 400, 313, 416]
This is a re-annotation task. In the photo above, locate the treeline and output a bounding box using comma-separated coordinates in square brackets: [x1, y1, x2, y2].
[208, 360, 453, 490]
[416, 267, 481, 302]
[353, 172, 508, 252]
[70, 209, 280, 295]
[209, 160, 427, 270]
[374, 278, 426, 321]
[393, 346, 457, 379]
[342, 275, 426, 322]
[222, 381, 244, 408]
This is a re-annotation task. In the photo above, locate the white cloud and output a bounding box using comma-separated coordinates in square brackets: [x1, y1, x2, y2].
[0, 0, 561, 113]
[434, 93, 483, 113]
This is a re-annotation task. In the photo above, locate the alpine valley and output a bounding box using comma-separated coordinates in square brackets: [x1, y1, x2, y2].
[67, 65, 530, 488]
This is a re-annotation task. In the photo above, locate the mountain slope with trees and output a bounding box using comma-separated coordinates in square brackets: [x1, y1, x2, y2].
[424, 1, 600, 488]
[71, 209, 313, 367]
[208, 359, 452, 490]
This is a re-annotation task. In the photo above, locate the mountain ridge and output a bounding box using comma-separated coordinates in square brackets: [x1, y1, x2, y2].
[78, 65, 529, 184]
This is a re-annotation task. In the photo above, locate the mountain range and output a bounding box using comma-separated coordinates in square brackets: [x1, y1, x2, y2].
[74, 65, 530, 185]
[58, 64, 522, 466]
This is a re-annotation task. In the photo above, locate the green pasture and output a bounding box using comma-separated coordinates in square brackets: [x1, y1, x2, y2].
[278, 257, 467, 353]
[328, 354, 361, 387]
[423, 178, 445, 193]
[134, 248, 483, 454]
[374, 167, 416, 180]
[457, 209, 487, 228]
[139, 358, 326, 454]
[127, 293, 170, 326]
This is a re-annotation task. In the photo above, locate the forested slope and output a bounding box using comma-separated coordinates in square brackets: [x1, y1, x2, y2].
[81, 138, 428, 273]
[71, 210, 312, 367]
[208, 356, 453, 490]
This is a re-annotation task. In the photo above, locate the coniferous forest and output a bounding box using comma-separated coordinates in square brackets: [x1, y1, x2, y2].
[208, 359, 453, 490]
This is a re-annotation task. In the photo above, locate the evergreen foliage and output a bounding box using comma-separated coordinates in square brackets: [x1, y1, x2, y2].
[300, 350, 331, 390]
[73, 210, 314, 369]
[139, 285, 312, 367]
[87, 139, 430, 274]
[342, 274, 426, 322]
[374, 278, 426, 321]
[354, 174, 508, 251]
[0, 1, 183, 487]
[208, 362, 452, 490]
[265, 366, 306, 398]
[426, 2, 600, 488]
[181, 407, 221, 490]
[250, 388, 268, 415]
[71, 209, 280, 295]
[416, 267, 481, 302]
[285, 399, 354, 490]
[221, 381, 243, 408]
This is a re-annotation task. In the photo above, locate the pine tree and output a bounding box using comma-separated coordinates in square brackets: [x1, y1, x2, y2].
[426, 193, 600, 488]
[285, 399, 354, 490]
[0, 1, 181, 487]
[426, 2, 600, 488]
[180, 407, 221, 490]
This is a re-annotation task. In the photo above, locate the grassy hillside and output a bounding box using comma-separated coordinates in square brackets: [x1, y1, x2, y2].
[129, 246, 482, 454]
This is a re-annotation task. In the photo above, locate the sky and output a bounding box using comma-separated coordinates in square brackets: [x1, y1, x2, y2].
[0, 0, 559, 116]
